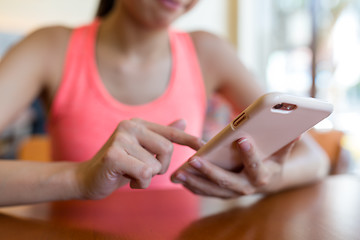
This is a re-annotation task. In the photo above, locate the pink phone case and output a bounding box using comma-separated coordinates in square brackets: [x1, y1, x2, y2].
[180, 92, 333, 171]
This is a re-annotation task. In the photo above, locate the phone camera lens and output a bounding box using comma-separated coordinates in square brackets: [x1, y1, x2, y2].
[273, 104, 283, 109]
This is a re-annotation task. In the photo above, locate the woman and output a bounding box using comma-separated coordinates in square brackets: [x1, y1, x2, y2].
[0, 0, 329, 206]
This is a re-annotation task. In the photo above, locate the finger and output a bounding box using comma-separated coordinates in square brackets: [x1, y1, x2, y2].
[134, 128, 175, 174]
[172, 170, 239, 199]
[104, 147, 153, 189]
[113, 137, 162, 176]
[168, 118, 187, 131]
[179, 157, 256, 196]
[135, 118, 203, 150]
[116, 120, 174, 174]
[236, 138, 270, 187]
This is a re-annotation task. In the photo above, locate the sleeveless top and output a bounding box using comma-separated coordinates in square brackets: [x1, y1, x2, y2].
[48, 20, 207, 189]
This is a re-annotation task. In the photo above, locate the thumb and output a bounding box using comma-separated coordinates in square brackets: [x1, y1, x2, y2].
[168, 119, 187, 131]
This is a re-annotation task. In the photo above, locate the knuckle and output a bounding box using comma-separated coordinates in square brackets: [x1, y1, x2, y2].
[138, 166, 153, 181]
[160, 141, 174, 155]
[130, 117, 143, 123]
[117, 120, 135, 131]
[117, 119, 144, 133]
[130, 118, 146, 131]
[113, 132, 126, 142]
[216, 178, 232, 189]
[248, 162, 259, 170]
[167, 128, 179, 141]
[114, 132, 133, 145]
[103, 147, 121, 164]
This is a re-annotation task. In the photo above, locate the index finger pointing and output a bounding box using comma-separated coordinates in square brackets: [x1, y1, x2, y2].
[136, 118, 203, 150]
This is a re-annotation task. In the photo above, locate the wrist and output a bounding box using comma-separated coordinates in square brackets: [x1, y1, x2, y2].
[71, 161, 93, 200]
[54, 162, 86, 201]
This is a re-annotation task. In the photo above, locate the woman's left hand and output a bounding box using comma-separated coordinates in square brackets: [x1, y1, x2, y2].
[171, 138, 296, 198]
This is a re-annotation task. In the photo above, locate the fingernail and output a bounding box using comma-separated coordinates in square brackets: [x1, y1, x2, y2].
[189, 158, 202, 169]
[175, 172, 186, 182]
[238, 138, 251, 152]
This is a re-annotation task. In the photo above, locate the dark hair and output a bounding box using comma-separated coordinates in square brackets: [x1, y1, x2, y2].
[96, 0, 115, 18]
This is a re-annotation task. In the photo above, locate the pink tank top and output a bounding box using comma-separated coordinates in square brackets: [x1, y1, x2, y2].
[48, 20, 207, 189]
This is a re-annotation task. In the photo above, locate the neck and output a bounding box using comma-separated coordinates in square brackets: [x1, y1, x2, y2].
[98, 6, 170, 59]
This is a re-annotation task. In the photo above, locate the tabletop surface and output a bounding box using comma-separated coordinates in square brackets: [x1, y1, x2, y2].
[1, 174, 360, 240]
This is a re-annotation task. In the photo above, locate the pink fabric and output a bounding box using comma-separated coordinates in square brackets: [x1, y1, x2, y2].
[48, 20, 207, 189]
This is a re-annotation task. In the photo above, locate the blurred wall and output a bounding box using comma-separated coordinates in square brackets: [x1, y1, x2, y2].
[0, 0, 234, 41]
[0, 0, 99, 33]
[174, 0, 234, 42]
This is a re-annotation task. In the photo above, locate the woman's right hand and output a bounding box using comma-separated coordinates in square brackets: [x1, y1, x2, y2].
[75, 118, 203, 200]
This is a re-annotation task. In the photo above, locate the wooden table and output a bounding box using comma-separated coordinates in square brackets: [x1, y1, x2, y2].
[1, 175, 360, 240]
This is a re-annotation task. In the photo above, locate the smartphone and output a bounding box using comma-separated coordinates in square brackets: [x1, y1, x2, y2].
[178, 92, 333, 171]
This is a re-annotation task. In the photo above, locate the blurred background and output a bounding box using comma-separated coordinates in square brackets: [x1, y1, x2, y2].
[0, 0, 359, 174]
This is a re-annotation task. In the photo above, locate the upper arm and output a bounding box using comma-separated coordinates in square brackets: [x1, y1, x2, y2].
[0, 26, 71, 132]
[190, 31, 264, 113]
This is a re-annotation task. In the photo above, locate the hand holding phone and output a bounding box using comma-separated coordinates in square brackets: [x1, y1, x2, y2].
[176, 92, 333, 172]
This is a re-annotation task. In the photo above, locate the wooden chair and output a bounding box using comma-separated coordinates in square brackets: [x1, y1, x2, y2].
[17, 135, 51, 162]
[308, 128, 351, 175]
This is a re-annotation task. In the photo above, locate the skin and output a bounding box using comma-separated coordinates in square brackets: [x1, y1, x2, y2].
[0, 0, 329, 206]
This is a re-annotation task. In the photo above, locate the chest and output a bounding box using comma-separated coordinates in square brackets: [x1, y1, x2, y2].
[97, 53, 173, 106]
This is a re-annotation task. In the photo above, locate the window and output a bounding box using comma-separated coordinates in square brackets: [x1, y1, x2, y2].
[238, 0, 360, 173]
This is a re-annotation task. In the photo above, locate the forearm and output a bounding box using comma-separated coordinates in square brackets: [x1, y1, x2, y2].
[0, 160, 81, 206]
[276, 134, 330, 191]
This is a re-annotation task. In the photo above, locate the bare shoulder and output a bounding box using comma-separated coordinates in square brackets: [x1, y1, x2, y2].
[20, 26, 72, 61]
[8, 26, 73, 75]
[189, 31, 227, 46]
[188, 31, 242, 93]
[189, 31, 234, 62]
[25, 25, 72, 46]
[189, 30, 239, 73]
[1, 25, 73, 84]
[188, 31, 263, 109]
[4, 26, 74, 105]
